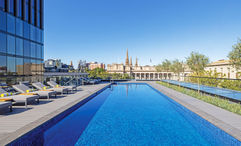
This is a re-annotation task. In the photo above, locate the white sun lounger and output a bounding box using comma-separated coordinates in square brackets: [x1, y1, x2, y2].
[0, 88, 39, 108]
[0, 102, 12, 113]
[32, 82, 69, 95]
[12, 84, 57, 100]
[47, 81, 77, 92]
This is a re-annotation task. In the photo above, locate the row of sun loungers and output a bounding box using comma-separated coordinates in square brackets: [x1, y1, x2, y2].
[0, 81, 78, 113]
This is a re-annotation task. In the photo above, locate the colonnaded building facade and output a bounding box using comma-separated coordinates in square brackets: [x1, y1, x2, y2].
[107, 49, 191, 80]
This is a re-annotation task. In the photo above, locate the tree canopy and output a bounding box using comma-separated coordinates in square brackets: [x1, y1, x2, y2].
[228, 39, 241, 70]
[186, 52, 209, 75]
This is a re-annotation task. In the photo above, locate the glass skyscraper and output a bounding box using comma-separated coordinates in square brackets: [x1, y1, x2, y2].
[0, 0, 44, 85]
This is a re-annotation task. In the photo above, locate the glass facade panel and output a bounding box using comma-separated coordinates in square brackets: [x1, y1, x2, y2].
[16, 38, 23, 56]
[16, 18, 23, 36]
[16, 57, 24, 75]
[8, 0, 14, 14]
[0, 10, 6, 31]
[41, 45, 44, 59]
[23, 40, 30, 57]
[31, 59, 36, 75]
[0, 0, 5, 9]
[23, 21, 30, 39]
[37, 11, 40, 27]
[17, 0, 22, 17]
[40, 29, 43, 43]
[0, 32, 6, 53]
[7, 35, 15, 54]
[36, 28, 40, 42]
[36, 44, 41, 58]
[0, 0, 43, 85]
[7, 56, 16, 74]
[7, 14, 15, 34]
[30, 42, 36, 58]
[30, 25, 35, 41]
[24, 58, 31, 75]
[24, 0, 29, 21]
[31, 7, 35, 25]
[0, 55, 7, 75]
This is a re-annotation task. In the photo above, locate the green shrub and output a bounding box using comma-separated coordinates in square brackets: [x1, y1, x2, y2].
[157, 81, 241, 115]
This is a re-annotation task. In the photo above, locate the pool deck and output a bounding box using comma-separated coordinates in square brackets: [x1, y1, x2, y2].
[145, 81, 241, 141]
[0, 83, 111, 145]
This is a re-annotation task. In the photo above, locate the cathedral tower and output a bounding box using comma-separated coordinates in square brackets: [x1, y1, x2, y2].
[135, 57, 138, 67]
[125, 48, 129, 66]
[130, 57, 133, 66]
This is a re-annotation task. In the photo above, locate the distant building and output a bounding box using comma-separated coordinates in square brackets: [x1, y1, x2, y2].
[107, 49, 191, 80]
[88, 62, 105, 70]
[77, 60, 88, 72]
[205, 60, 241, 79]
[44, 59, 74, 72]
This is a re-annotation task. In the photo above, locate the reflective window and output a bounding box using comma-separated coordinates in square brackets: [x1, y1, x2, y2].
[37, 11, 40, 27]
[30, 42, 36, 58]
[16, 57, 24, 75]
[0, 10, 6, 31]
[23, 21, 30, 39]
[23, 40, 30, 57]
[7, 35, 15, 54]
[0, 32, 6, 53]
[31, 7, 35, 25]
[30, 25, 35, 41]
[36, 28, 40, 42]
[31, 59, 36, 75]
[41, 45, 44, 59]
[8, 0, 14, 14]
[36, 44, 41, 58]
[16, 18, 23, 36]
[40, 30, 44, 43]
[7, 14, 15, 34]
[0, 55, 7, 75]
[16, 38, 23, 56]
[24, 0, 29, 21]
[36, 60, 41, 73]
[0, 0, 5, 9]
[7, 56, 16, 74]
[24, 58, 31, 75]
[17, 0, 22, 17]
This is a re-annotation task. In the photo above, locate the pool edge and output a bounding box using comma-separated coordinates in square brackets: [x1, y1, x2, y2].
[146, 82, 241, 142]
[0, 83, 111, 146]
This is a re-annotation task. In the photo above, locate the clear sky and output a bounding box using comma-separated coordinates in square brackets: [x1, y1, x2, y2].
[45, 0, 241, 67]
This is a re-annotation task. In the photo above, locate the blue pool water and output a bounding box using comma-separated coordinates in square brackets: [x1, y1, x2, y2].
[39, 83, 241, 145]
[162, 80, 241, 102]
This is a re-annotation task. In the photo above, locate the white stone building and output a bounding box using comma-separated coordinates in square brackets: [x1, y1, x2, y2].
[205, 60, 241, 79]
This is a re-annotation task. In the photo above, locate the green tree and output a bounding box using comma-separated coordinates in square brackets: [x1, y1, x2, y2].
[161, 59, 172, 72]
[186, 52, 209, 76]
[155, 64, 163, 72]
[186, 52, 209, 93]
[170, 59, 184, 81]
[228, 39, 241, 70]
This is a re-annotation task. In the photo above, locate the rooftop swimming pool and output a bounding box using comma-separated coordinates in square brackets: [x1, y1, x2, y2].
[12, 83, 240, 145]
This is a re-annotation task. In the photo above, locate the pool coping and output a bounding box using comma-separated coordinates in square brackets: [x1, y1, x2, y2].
[146, 81, 241, 142]
[0, 83, 111, 145]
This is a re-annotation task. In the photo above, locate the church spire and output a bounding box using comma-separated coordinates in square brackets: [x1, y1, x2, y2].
[130, 57, 132, 66]
[135, 57, 138, 67]
[125, 48, 129, 66]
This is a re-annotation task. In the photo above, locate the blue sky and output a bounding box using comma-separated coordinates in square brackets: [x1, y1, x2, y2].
[45, 0, 241, 67]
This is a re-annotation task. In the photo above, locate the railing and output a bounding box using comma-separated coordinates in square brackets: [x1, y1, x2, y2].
[160, 75, 241, 102]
